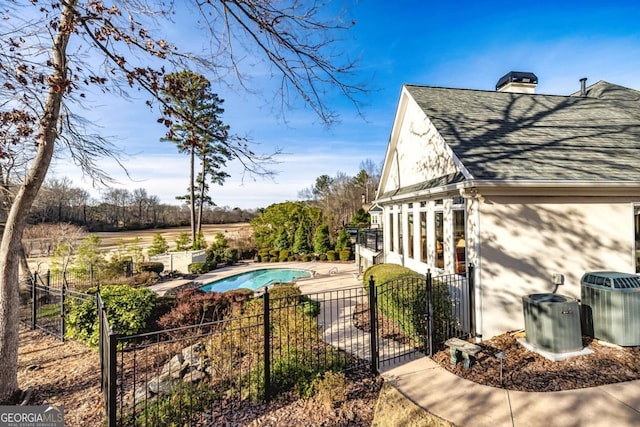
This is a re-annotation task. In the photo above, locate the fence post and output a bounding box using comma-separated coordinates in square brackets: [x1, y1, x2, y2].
[107, 331, 117, 427]
[99, 292, 104, 392]
[31, 274, 37, 330]
[368, 276, 378, 374]
[90, 264, 94, 288]
[262, 288, 271, 403]
[468, 263, 476, 339]
[426, 270, 434, 356]
[60, 283, 66, 342]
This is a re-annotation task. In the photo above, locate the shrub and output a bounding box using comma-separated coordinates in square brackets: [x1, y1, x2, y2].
[66, 285, 156, 348]
[269, 249, 279, 258]
[314, 371, 347, 410]
[302, 254, 315, 262]
[300, 296, 321, 317]
[221, 248, 239, 265]
[269, 282, 301, 301]
[255, 254, 263, 263]
[258, 248, 271, 258]
[158, 288, 230, 329]
[362, 263, 422, 287]
[128, 271, 159, 287]
[287, 256, 296, 262]
[326, 250, 337, 261]
[106, 259, 133, 277]
[362, 263, 454, 347]
[339, 249, 351, 261]
[279, 249, 290, 262]
[270, 349, 317, 396]
[138, 262, 164, 274]
[270, 257, 279, 262]
[313, 224, 332, 255]
[147, 233, 169, 257]
[188, 261, 217, 274]
[334, 228, 351, 251]
[318, 253, 327, 261]
[174, 232, 192, 251]
[225, 288, 254, 309]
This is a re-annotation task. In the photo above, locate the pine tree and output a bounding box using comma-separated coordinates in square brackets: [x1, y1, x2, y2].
[147, 233, 169, 257]
[313, 224, 332, 254]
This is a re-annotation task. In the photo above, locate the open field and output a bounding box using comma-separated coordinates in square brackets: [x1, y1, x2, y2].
[90, 223, 252, 251]
[26, 223, 253, 272]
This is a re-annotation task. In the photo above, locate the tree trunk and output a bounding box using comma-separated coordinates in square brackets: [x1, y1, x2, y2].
[0, 1, 74, 403]
[18, 243, 31, 280]
[189, 143, 196, 244]
[197, 159, 206, 235]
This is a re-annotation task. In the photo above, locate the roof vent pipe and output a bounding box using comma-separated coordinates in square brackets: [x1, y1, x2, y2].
[580, 77, 587, 97]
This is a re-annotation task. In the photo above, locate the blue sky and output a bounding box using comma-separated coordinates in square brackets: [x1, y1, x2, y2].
[51, 1, 640, 210]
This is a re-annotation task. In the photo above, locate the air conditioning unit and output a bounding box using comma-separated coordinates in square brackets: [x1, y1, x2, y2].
[581, 271, 640, 346]
[522, 293, 582, 353]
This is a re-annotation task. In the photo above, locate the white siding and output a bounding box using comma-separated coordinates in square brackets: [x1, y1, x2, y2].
[477, 197, 637, 339]
[380, 98, 459, 196]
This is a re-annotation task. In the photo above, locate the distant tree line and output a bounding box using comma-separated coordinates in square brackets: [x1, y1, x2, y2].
[1, 176, 256, 232]
[297, 159, 381, 236]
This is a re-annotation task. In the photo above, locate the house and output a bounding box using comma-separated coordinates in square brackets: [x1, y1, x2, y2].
[371, 72, 640, 340]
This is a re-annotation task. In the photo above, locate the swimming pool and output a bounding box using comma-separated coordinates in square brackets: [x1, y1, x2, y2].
[200, 268, 312, 293]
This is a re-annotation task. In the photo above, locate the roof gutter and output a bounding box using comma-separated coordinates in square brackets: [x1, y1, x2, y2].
[375, 179, 640, 204]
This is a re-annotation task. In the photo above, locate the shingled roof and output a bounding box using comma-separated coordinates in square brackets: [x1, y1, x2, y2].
[405, 81, 640, 182]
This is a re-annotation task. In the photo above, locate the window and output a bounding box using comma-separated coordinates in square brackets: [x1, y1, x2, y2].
[420, 211, 427, 263]
[389, 211, 394, 252]
[398, 206, 403, 256]
[454, 210, 466, 274]
[435, 212, 444, 268]
[408, 212, 414, 258]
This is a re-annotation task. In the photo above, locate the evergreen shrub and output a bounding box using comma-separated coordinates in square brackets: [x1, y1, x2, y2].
[188, 262, 217, 274]
[279, 249, 290, 262]
[138, 262, 164, 274]
[66, 285, 156, 348]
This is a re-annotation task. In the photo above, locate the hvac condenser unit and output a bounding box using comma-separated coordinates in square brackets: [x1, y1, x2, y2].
[522, 293, 582, 353]
[581, 271, 640, 346]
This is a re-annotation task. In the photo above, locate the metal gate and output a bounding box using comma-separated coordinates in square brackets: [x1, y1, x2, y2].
[370, 267, 474, 370]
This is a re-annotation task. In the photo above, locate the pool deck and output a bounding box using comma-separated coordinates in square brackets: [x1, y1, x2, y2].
[148, 260, 361, 296]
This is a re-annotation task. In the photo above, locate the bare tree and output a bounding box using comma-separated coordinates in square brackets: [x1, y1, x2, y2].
[0, 0, 363, 402]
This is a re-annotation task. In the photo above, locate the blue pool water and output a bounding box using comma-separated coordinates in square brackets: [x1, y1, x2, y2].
[200, 268, 312, 293]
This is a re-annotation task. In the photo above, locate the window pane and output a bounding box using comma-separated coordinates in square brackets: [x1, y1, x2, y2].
[389, 212, 394, 252]
[454, 210, 466, 274]
[398, 207, 403, 256]
[420, 212, 427, 263]
[408, 212, 414, 258]
[435, 212, 444, 268]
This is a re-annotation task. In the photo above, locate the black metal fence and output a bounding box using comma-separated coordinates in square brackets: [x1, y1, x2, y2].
[19, 277, 96, 341]
[371, 268, 473, 369]
[18, 268, 474, 426]
[31, 265, 133, 291]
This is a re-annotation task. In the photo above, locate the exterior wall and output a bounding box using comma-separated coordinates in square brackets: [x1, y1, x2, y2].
[380, 99, 459, 195]
[477, 196, 637, 339]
